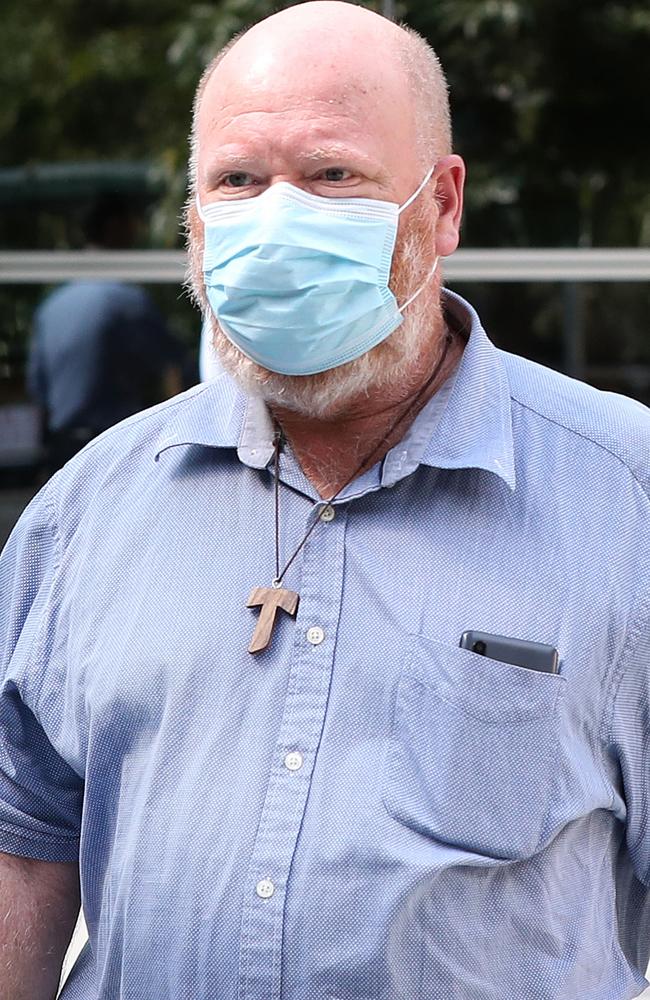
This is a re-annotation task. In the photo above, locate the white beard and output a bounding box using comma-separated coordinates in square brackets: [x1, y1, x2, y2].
[206, 231, 443, 420]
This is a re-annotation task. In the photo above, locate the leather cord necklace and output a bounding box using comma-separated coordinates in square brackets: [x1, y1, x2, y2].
[246, 329, 454, 653]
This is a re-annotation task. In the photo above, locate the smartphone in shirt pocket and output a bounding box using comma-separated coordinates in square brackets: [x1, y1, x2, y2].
[459, 630, 560, 674]
[382, 633, 566, 861]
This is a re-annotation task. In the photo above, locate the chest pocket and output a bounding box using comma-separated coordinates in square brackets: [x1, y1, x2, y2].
[382, 634, 566, 861]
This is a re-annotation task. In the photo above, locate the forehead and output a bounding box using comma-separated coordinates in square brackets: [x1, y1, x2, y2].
[197, 30, 418, 176]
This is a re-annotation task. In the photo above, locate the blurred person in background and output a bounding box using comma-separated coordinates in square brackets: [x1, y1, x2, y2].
[27, 194, 185, 470]
[3, 4, 650, 1000]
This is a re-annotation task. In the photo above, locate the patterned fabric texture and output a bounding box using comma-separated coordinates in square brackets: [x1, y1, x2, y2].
[2, 290, 650, 999]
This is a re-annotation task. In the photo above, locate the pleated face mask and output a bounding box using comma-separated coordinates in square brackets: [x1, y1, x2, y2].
[197, 166, 437, 376]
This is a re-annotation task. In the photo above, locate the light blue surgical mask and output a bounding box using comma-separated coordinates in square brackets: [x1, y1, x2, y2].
[197, 167, 437, 376]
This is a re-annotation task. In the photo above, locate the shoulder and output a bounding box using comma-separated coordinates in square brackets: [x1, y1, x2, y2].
[502, 350, 650, 493]
[50, 382, 216, 510]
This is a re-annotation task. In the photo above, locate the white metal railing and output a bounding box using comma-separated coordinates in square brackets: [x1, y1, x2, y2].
[1, 248, 650, 283]
[0, 251, 186, 284]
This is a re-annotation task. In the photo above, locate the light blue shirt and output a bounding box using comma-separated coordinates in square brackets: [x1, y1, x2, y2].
[2, 290, 650, 999]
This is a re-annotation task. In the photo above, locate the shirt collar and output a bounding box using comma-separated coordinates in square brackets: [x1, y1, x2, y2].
[154, 375, 246, 458]
[154, 290, 515, 491]
[418, 289, 516, 490]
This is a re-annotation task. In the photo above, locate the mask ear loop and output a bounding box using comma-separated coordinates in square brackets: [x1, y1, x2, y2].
[398, 256, 439, 314]
[396, 163, 439, 314]
[195, 193, 207, 223]
[397, 163, 436, 215]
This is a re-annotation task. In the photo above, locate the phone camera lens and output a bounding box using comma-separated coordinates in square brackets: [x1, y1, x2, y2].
[472, 640, 487, 656]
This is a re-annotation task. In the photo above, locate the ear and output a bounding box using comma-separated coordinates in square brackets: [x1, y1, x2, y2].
[432, 154, 465, 257]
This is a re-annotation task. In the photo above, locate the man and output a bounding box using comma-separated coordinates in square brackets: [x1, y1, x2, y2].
[1, 3, 650, 998]
[27, 195, 185, 472]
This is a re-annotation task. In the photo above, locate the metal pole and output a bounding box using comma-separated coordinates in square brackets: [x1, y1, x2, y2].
[563, 282, 586, 380]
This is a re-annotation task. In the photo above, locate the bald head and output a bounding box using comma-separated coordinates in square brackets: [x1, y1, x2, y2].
[185, 1, 465, 418]
[189, 2, 451, 193]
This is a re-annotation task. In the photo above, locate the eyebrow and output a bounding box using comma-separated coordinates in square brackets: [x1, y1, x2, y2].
[202, 144, 378, 184]
[202, 152, 260, 185]
[295, 145, 375, 168]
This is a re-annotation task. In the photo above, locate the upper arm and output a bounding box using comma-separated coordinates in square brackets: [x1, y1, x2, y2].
[0, 851, 80, 1000]
[0, 483, 83, 863]
[0, 850, 80, 916]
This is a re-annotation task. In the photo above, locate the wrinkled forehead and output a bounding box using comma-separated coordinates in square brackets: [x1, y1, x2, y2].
[197, 24, 418, 160]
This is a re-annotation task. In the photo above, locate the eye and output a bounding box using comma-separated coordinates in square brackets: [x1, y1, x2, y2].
[221, 172, 255, 188]
[318, 167, 352, 183]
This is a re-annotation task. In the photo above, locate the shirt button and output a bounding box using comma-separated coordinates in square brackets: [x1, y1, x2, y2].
[256, 878, 275, 899]
[284, 750, 303, 771]
[320, 504, 335, 522]
[307, 626, 325, 645]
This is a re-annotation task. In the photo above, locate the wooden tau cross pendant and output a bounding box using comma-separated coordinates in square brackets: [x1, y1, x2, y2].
[247, 586, 300, 654]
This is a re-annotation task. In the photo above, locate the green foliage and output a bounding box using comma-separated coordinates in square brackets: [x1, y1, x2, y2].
[406, 0, 650, 247]
[0, 0, 648, 403]
[1, 0, 648, 248]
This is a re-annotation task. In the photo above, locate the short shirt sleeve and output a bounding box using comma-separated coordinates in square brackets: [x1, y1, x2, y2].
[0, 480, 82, 861]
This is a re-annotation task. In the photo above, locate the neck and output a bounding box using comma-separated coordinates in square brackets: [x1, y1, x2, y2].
[271, 323, 463, 499]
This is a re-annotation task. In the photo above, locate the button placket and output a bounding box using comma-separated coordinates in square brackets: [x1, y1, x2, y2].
[237, 501, 348, 1000]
